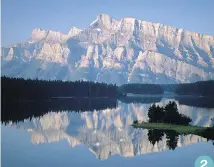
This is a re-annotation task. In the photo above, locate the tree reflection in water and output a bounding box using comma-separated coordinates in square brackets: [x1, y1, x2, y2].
[148, 129, 179, 150]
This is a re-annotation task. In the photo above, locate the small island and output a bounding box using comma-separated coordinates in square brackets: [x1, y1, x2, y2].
[132, 101, 214, 147]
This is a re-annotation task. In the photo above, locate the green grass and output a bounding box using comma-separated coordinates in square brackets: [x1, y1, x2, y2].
[132, 122, 210, 134]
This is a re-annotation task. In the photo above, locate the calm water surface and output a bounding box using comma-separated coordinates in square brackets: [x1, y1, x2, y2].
[2, 97, 214, 167]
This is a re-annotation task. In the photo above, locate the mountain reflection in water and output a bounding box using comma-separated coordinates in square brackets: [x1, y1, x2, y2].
[3, 96, 214, 160]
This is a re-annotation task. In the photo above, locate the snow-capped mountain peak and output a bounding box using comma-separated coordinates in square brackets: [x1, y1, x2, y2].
[91, 14, 112, 26]
[68, 26, 82, 37]
[1, 14, 214, 84]
[31, 28, 48, 41]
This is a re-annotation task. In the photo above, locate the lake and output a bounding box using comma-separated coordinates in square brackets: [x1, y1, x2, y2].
[2, 96, 214, 167]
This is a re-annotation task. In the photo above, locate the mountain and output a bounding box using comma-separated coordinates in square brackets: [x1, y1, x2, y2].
[9, 99, 214, 160]
[1, 14, 214, 84]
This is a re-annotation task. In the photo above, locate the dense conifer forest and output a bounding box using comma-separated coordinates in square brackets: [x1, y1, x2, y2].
[1, 76, 119, 101]
[174, 80, 214, 97]
[118, 83, 164, 95]
[2, 77, 214, 102]
[160, 84, 178, 92]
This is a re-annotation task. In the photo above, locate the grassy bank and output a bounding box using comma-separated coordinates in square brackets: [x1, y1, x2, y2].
[132, 122, 210, 134]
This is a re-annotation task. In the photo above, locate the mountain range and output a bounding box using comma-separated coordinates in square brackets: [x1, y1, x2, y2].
[1, 14, 214, 84]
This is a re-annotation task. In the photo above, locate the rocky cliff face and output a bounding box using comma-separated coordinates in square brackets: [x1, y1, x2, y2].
[1, 14, 214, 84]
[10, 99, 214, 160]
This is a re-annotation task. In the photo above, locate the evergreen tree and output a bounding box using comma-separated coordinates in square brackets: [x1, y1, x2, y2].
[147, 101, 192, 125]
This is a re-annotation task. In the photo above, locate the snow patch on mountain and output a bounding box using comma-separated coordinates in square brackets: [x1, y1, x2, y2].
[1, 14, 214, 84]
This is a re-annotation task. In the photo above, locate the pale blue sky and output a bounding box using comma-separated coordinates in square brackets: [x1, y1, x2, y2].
[2, 0, 214, 47]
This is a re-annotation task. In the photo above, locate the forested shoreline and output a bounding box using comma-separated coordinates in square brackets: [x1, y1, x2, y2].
[119, 81, 214, 96]
[118, 83, 164, 95]
[1, 77, 214, 102]
[1, 76, 119, 101]
[174, 80, 214, 97]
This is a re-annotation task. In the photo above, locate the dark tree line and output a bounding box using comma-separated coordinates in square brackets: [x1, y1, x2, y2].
[148, 101, 192, 125]
[119, 95, 162, 104]
[2, 98, 118, 123]
[160, 84, 178, 92]
[175, 80, 214, 97]
[118, 83, 164, 95]
[1, 76, 119, 101]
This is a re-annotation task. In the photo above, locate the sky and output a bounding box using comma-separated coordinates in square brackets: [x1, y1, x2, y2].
[2, 0, 214, 47]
